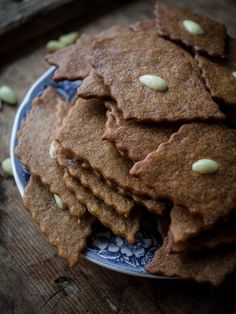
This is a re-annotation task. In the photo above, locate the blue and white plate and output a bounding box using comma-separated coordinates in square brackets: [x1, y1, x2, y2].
[10, 67, 164, 278]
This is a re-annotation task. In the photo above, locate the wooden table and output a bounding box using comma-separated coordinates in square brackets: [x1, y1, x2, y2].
[0, 0, 236, 313]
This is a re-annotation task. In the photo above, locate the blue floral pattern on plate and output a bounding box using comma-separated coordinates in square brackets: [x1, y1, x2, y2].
[10, 67, 163, 278]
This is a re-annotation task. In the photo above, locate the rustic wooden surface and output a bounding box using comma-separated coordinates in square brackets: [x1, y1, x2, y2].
[0, 0, 76, 35]
[0, 0, 236, 313]
[0, 0, 133, 56]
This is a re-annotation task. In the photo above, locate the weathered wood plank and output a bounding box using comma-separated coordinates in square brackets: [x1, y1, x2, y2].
[0, 0, 75, 36]
[0, 0, 134, 56]
[0, 0, 236, 313]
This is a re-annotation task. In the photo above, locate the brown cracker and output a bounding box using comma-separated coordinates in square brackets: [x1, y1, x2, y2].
[45, 25, 132, 82]
[64, 170, 140, 244]
[55, 97, 158, 200]
[77, 68, 110, 99]
[130, 123, 236, 227]
[129, 19, 156, 32]
[79, 32, 194, 101]
[103, 101, 178, 162]
[163, 204, 236, 254]
[95, 24, 131, 38]
[45, 34, 94, 81]
[23, 176, 93, 267]
[54, 142, 135, 217]
[93, 31, 184, 51]
[169, 205, 204, 244]
[154, 2, 227, 57]
[167, 205, 236, 253]
[77, 32, 194, 102]
[94, 48, 224, 123]
[55, 106, 166, 215]
[15, 87, 86, 218]
[146, 238, 236, 286]
[55, 97, 72, 130]
[195, 38, 236, 106]
[169, 211, 236, 253]
[131, 196, 165, 215]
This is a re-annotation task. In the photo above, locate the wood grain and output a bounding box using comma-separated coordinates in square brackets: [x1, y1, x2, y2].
[0, 0, 236, 313]
[0, 0, 75, 35]
[0, 0, 134, 56]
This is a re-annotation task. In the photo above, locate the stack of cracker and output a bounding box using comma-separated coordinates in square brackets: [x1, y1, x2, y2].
[16, 2, 236, 286]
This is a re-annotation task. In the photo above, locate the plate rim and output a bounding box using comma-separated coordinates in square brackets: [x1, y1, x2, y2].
[10, 66, 168, 280]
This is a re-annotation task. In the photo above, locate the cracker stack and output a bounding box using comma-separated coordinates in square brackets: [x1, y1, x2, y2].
[16, 2, 236, 285]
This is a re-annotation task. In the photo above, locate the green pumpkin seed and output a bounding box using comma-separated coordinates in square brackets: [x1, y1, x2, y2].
[139, 75, 167, 91]
[2, 158, 13, 176]
[54, 194, 64, 209]
[192, 159, 219, 174]
[49, 142, 55, 159]
[0, 86, 17, 105]
[183, 20, 204, 35]
[46, 40, 64, 52]
[59, 32, 79, 47]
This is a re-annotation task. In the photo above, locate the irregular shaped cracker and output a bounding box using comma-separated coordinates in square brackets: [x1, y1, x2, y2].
[45, 25, 131, 81]
[93, 31, 195, 67]
[94, 48, 224, 123]
[169, 211, 236, 253]
[131, 123, 236, 227]
[56, 96, 166, 214]
[23, 176, 94, 267]
[93, 31, 183, 51]
[54, 142, 135, 217]
[103, 101, 178, 162]
[15, 87, 86, 218]
[195, 38, 236, 106]
[77, 68, 110, 99]
[146, 238, 236, 286]
[169, 205, 204, 244]
[131, 195, 165, 215]
[45, 34, 94, 81]
[56, 98, 158, 200]
[78, 33, 194, 101]
[154, 2, 227, 57]
[160, 204, 236, 253]
[168, 204, 236, 253]
[55, 142, 165, 215]
[63, 170, 140, 244]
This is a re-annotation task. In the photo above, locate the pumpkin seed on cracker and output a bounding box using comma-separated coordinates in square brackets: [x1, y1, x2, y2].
[131, 123, 236, 227]
[154, 1, 226, 57]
